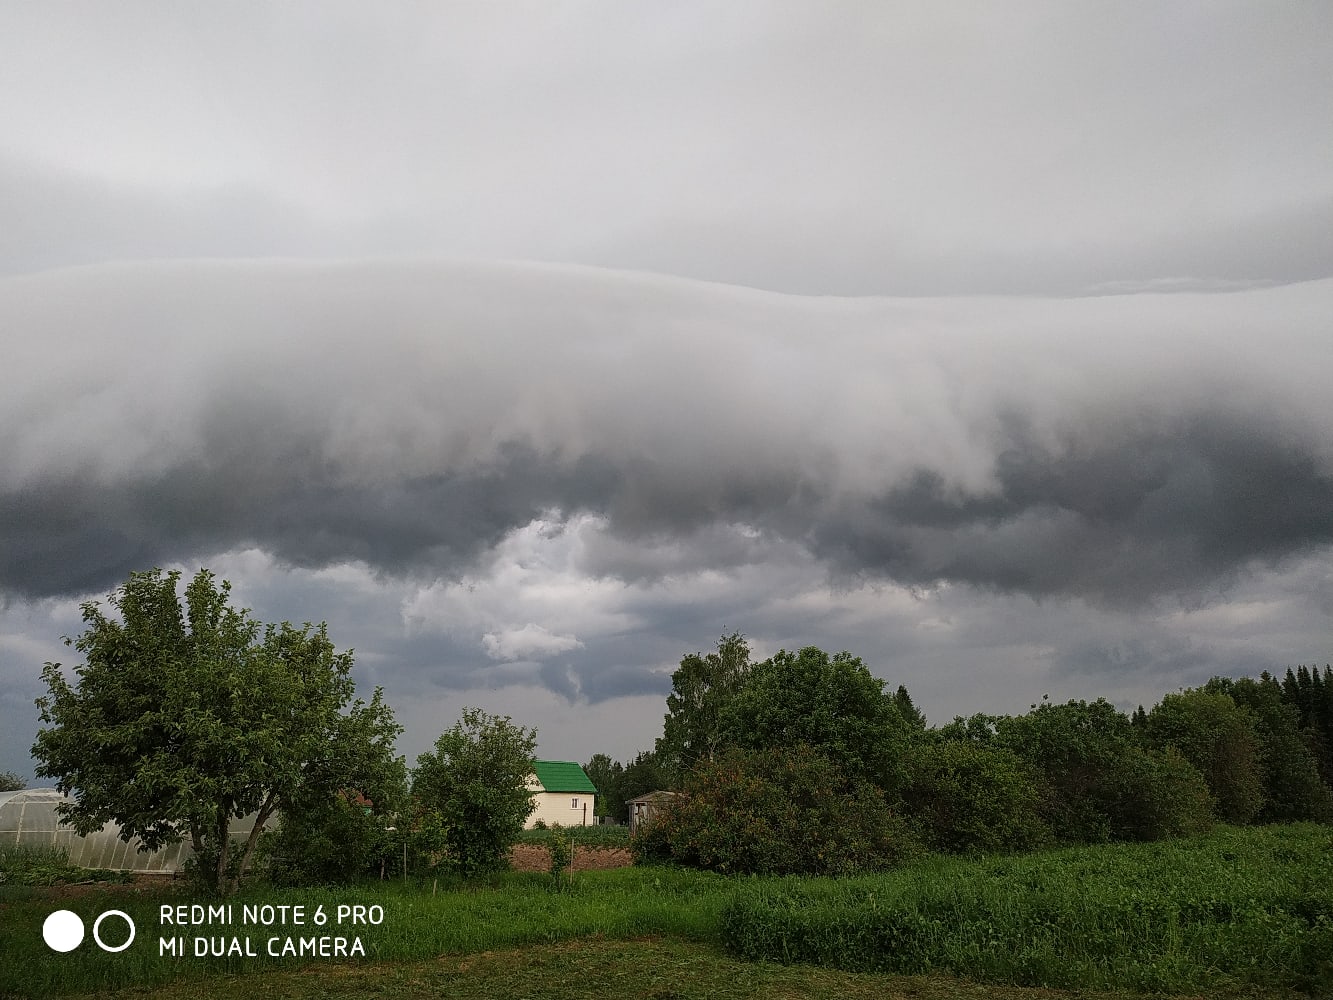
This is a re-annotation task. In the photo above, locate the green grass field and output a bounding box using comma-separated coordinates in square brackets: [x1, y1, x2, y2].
[2, 824, 1329, 1000]
[722, 823, 1333, 995]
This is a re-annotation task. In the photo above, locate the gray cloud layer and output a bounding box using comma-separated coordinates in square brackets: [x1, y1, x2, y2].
[4, 260, 1330, 609]
[3, 5, 1331, 780]
[3, 5, 1331, 295]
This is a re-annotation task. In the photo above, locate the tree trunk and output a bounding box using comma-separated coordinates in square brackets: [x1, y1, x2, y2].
[229, 791, 279, 896]
[215, 807, 231, 895]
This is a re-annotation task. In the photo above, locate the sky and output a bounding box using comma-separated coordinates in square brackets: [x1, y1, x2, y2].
[2, 3, 1331, 783]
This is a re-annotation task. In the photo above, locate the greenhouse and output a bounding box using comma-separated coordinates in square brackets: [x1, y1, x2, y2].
[0, 788, 262, 872]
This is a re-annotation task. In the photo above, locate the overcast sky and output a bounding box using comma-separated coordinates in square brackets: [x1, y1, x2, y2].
[3, 3, 1331, 783]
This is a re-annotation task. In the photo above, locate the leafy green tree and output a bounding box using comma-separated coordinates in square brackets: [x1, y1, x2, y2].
[994, 698, 1140, 843]
[934, 713, 1000, 744]
[656, 632, 752, 780]
[1141, 689, 1264, 823]
[632, 743, 920, 876]
[621, 749, 670, 803]
[1205, 675, 1333, 822]
[902, 739, 1049, 854]
[31, 568, 399, 895]
[583, 753, 624, 819]
[721, 646, 911, 793]
[0, 771, 24, 792]
[1106, 745, 1214, 841]
[411, 708, 537, 878]
[260, 690, 408, 885]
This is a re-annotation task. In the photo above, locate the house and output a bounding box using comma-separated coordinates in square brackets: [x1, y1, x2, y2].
[627, 790, 680, 834]
[525, 761, 598, 828]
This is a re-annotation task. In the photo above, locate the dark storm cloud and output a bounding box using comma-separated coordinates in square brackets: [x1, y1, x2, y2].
[2, 260, 1331, 611]
[0, 447, 619, 599]
[818, 411, 1333, 604]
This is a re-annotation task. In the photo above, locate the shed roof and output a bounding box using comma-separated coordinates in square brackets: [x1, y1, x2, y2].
[627, 790, 680, 805]
[532, 761, 597, 794]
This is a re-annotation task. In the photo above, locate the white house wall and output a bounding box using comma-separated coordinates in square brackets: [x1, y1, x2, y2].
[525, 791, 594, 828]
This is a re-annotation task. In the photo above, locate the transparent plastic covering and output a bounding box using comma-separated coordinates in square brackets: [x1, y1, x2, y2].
[0, 788, 264, 872]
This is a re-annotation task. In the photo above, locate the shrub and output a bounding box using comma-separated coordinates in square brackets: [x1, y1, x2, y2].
[1106, 746, 1214, 841]
[259, 791, 397, 885]
[547, 824, 572, 887]
[902, 740, 1050, 854]
[411, 708, 537, 878]
[0, 845, 84, 886]
[631, 743, 920, 876]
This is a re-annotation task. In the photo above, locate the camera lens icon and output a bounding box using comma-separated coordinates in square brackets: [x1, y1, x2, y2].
[42, 910, 83, 952]
[43, 909, 136, 953]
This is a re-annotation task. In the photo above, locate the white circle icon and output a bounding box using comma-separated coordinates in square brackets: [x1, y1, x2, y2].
[43, 909, 85, 952]
[93, 910, 136, 952]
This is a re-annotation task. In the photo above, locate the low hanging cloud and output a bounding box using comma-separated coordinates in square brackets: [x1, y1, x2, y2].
[2, 258, 1331, 611]
[482, 625, 585, 663]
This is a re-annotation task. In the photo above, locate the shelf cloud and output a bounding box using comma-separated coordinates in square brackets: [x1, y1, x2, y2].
[4, 260, 1330, 610]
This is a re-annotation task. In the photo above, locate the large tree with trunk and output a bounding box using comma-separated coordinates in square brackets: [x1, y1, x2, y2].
[32, 567, 402, 895]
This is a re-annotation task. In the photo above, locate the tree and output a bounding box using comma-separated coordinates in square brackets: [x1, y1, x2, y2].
[583, 753, 624, 819]
[31, 568, 402, 895]
[1205, 674, 1333, 822]
[1280, 665, 1333, 788]
[994, 698, 1140, 843]
[584, 750, 669, 823]
[0, 771, 25, 792]
[411, 708, 537, 878]
[720, 646, 911, 793]
[934, 713, 1001, 744]
[1141, 689, 1264, 823]
[893, 684, 928, 731]
[259, 687, 408, 885]
[1105, 745, 1214, 841]
[993, 698, 1217, 844]
[621, 750, 670, 806]
[656, 632, 752, 780]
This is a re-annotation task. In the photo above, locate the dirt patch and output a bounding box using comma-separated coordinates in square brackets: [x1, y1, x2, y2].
[508, 844, 634, 873]
[4, 871, 179, 901]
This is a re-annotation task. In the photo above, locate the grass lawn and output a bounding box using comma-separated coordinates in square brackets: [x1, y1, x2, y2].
[49, 937, 1291, 1000]
[3, 825, 1328, 999]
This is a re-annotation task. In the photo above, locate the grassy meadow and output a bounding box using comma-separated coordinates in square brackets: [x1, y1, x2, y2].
[2, 823, 1330, 999]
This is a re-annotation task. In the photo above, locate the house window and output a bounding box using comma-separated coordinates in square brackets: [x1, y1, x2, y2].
[571, 797, 579, 808]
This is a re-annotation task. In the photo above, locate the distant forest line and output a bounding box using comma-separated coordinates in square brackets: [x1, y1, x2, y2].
[587, 636, 1332, 873]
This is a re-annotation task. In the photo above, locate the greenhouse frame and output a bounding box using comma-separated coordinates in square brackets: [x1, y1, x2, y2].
[0, 788, 263, 872]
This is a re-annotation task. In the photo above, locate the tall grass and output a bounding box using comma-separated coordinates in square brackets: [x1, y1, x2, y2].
[721, 823, 1333, 995]
[0, 844, 131, 888]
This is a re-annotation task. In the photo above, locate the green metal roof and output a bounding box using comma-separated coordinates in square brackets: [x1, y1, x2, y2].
[532, 760, 597, 794]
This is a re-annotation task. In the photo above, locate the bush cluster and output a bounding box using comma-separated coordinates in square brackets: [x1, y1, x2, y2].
[632, 744, 921, 876]
[631, 641, 1333, 878]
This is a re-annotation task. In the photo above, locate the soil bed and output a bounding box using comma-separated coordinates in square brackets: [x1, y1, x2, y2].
[507, 844, 633, 872]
